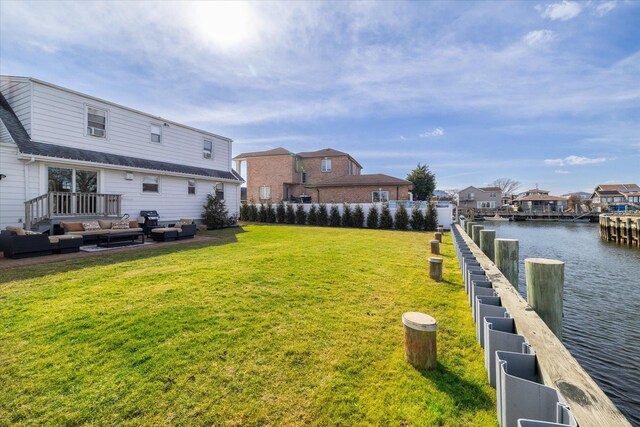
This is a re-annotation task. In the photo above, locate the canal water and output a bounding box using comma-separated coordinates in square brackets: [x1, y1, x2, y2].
[486, 221, 640, 425]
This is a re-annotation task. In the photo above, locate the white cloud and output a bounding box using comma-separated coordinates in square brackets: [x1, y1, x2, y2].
[544, 155, 607, 166]
[523, 30, 555, 47]
[554, 169, 570, 174]
[595, 1, 617, 16]
[419, 128, 445, 138]
[538, 1, 582, 21]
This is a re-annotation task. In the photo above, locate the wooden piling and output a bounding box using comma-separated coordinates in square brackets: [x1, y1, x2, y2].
[471, 224, 484, 246]
[494, 238, 519, 288]
[402, 312, 437, 370]
[479, 229, 496, 262]
[437, 225, 444, 233]
[434, 232, 442, 242]
[465, 221, 476, 236]
[430, 239, 440, 255]
[429, 257, 443, 281]
[525, 258, 565, 340]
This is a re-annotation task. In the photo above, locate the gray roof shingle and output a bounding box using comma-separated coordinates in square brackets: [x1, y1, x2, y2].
[305, 173, 411, 187]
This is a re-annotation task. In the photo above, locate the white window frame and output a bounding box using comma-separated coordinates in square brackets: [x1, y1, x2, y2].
[187, 179, 196, 195]
[259, 185, 271, 200]
[321, 158, 332, 172]
[215, 182, 224, 200]
[203, 139, 213, 159]
[150, 123, 162, 143]
[142, 175, 160, 193]
[84, 104, 108, 139]
[372, 190, 389, 203]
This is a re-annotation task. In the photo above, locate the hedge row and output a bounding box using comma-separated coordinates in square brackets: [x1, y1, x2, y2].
[239, 202, 438, 231]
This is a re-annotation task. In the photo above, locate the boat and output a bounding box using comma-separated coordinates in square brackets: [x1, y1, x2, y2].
[483, 214, 511, 221]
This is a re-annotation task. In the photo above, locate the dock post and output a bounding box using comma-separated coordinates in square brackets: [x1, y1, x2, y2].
[465, 221, 476, 236]
[434, 232, 442, 242]
[472, 224, 484, 246]
[437, 225, 444, 233]
[479, 229, 496, 262]
[402, 312, 437, 370]
[429, 257, 443, 281]
[430, 239, 440, 255]
[525, 258, 564, 340]
[495, 238, 519, 288]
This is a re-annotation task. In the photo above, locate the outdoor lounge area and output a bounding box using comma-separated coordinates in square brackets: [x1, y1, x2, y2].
[0, 225, 496, 425]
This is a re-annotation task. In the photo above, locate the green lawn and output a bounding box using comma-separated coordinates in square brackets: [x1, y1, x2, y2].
[0, 225, 496, 426]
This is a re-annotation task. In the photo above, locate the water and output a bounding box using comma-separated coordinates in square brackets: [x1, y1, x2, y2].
[486, 221, 640, 425]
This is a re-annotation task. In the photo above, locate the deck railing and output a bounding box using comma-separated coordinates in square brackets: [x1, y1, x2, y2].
[24, 192, 122, 229]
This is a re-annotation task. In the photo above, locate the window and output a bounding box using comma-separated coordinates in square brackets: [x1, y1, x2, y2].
[301, 172, 307, 183]
[348, 161, 353, 175]
[203, 139, 213, 159]
[321, 158, 331, 172]
[151, 124, 162, 143]
[215, 182, 224, 200]
[466, 192, 475, 201]
[259, 186, 271, 200]
[372, 191, 389, 203]
[489, 192, 497, 198]
[188, 179, 196, 195]
[142, 175, 159, 193]
[86, 106, 107, 138]
[477, 201, 496, 208]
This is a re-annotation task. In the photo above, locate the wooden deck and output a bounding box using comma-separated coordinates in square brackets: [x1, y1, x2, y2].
[599, 214, 640, 247]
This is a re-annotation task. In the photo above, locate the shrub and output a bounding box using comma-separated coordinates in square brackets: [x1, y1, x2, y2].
[379, 205, 394, 229]
[202, 194, 229, 229]
[307, 204, 318, 225]
[366, 205, 379, 228]
[239, 203, 249, 221]
[276, 202, 286, 223]
[342, 204, 353, 227]
[329, 205, 341, 227]
[286, 204, 296, 224]
[394, 204, 409, 230]
[317, 204, 328, 226]
[266, 203, 277, 223]
[353, 205, 365, 228]
[258, 204, 267, 222]
[410, 205, 424, 231]
[425, 202, 438, 231]
[248, 203, 258, 222]
[295, 204, 307, 225]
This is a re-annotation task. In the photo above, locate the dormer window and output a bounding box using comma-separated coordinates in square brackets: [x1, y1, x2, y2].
[203, 139, 213, 159]
[86, 106, 107, 138]
[321, 158, 331, 172]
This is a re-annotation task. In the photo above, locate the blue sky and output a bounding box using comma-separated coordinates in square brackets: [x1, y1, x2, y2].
[1, 1, 639, 194]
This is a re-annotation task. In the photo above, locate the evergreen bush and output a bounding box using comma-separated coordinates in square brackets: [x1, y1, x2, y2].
[258, 204, 267, 222]
[276, 202, 286, 223]
[317, 204, 328, 226]
[286, 204, 296, 224]
[379, 205, 394, 229]
[307, 204, 318, 225]
[295, 205, 307, 225]
[239, 203, 249, 221]
[366, 205, 379, 228]
[425, 202, 438, 231]
[410, 205, 424, 231]
[248, 203, 258, 222]
[353, 205, 365, 228]
[202, 194, 229, 229]
[342, 204, 353, 227]
[394, 204, 409, 230]
[329, 205, 341, 227]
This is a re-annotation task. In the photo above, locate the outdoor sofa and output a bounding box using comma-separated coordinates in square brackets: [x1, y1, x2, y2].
[61, 219, 143, 244]
[1, 226, 83, 259]
[150, 219, 197, 242]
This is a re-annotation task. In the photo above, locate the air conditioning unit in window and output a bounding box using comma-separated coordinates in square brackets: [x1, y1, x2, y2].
[88, 127, 105, 137]
[203, 151, 212, 159]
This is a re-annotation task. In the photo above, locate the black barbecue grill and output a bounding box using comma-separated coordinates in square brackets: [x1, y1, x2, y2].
[140, 210, 160, 236]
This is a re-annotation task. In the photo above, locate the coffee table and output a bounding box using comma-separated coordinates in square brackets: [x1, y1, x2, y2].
[96, 231, 145, 248]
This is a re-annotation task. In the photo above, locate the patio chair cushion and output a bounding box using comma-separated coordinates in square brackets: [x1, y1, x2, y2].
[98, 220, 113, 229]
[174, 219, 193, 229]
[129, 220, 139, 229]
[6, 226, 26, 235]
[48, 236, 60, 244]
[62, 222, 84, 232]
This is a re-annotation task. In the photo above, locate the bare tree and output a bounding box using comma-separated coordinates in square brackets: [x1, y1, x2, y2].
[489, 178, 521, 195]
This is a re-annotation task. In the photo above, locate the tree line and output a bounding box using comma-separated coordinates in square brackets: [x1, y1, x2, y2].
[240, 202, 439, 231]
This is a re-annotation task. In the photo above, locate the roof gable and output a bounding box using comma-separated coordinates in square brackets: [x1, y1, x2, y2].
[0, 92, 30, 145]
[233, 147, 293, 159]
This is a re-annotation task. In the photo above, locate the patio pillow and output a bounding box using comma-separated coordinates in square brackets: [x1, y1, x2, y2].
[62, 222, 84, 232]
[129, 220, 139, 229]
[6, 226, 25, 235]
[82, 221, 101, 231]
[111, 220, 131, 230]
[98, 220, 113, 229]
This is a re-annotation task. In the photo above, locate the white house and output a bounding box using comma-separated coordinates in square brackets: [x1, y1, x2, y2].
[0, 76, 243, 231]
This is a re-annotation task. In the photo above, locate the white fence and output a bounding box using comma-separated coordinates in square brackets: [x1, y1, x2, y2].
[284, 202, 455, 230]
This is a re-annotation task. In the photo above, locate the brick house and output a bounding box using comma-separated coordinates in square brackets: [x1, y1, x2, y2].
[233, 147, 412, 204]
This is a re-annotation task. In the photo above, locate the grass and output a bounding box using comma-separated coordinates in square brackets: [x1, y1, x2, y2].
[0, 225, 496, 426]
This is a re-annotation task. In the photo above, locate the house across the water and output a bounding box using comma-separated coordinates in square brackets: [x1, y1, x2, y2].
[590, 184, 640, 212]
[0, 76, 243, 231]
[513, 188, 567, 213]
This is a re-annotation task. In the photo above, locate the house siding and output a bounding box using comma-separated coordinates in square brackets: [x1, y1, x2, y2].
[301, 155, 359, 184]
[0, 77, 31, 135]
[245, 155, 296, 203]
[0, 144, 27, 229]
[28, 81, 231, 172]
[314, 184, 412, 204]
[457, 186, 501, 209]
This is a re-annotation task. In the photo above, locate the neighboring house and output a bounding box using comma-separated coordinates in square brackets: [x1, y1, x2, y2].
[457, 186, 502, 209]
[590, 184, 640, 212]
[0, 76, 243, 231]
[233, 147, 412, 204]
[432, 189, 454, 202]
[513, 189, 567, 213]
[561, 191, 591, 200]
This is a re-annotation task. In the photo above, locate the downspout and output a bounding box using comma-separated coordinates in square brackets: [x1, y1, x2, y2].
[316, 188, 320, 204]
[396, 186, 399, 200]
